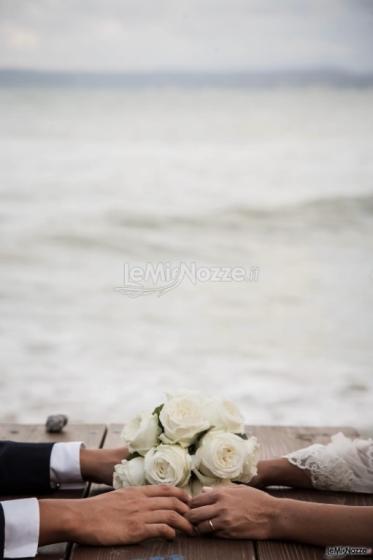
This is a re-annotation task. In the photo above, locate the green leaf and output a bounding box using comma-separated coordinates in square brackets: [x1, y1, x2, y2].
[152, 403, 164, 416]
[127, 451, 141, 460]
[235, 432, 248, 440]
[152, 403, 164, 429]
[195, 427, 211, 444]
[188, 427, 211, 454]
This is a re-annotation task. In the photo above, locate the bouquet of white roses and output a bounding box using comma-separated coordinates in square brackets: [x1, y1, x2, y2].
[113, 391, 259, 495]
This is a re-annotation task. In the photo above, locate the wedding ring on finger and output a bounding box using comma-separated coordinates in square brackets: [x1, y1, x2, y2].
[208, 519, 216, 532]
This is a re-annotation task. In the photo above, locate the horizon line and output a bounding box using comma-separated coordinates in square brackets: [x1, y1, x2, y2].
[1, 66, 373, 88]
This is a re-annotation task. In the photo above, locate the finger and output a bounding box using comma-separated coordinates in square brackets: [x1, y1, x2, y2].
[145, 510, 194, 536]
[185, 504, 218, 524]
[190, 490, 217, 508]
[142, 485, 190, 503]
[146, 511, 194, 536]
[145, 523, 176, 540]
[197, 517, 222, 535]
[147, 497, 189, 515]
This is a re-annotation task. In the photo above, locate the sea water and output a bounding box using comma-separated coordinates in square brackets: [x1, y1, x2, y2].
[0, 85, 372, 431]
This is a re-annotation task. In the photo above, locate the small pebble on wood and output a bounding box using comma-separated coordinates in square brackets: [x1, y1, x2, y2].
[46, 414, 68, 433]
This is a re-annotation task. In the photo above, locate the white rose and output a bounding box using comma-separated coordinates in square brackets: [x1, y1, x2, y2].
[206, 397, 245, 433]
[188, 476, 234, 497]
[194, 430, 247, 480]
[113, 457, 146, 488]
[159, 393, 210, 447]
[121, 412, 161, 456]
[144, 444, 191, 487]
[235, 436, 259, 483]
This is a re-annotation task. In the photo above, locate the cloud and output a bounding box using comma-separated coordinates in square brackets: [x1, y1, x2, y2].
[0, 0, 372, 72]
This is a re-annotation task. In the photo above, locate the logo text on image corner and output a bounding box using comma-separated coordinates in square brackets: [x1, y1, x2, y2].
[324, 546, 373, 559]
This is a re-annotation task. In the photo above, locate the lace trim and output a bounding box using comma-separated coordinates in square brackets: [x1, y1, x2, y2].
[285, 432, 373, 493]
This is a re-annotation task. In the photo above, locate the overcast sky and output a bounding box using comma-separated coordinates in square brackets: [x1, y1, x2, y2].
[0, 0, 372, 73]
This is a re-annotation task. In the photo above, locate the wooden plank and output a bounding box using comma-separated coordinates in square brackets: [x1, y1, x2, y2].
[72, 423, 256, 560]
[74, 536, 255, 560]
[0, 423, 106, 448]
[250, 426, 373, 560]
[0, 423, 106, 560]
[247, 425, 359, 458]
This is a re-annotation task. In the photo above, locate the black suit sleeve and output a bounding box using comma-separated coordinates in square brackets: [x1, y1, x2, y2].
[0, 504, 4, 560]
[0, 441, 54, 495]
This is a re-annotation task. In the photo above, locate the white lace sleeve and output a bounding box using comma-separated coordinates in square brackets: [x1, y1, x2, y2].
[285, 432, 373, 493]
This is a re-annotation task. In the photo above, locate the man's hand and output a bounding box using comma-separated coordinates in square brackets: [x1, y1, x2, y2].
[39, 485, 194, 546]
[80, 447, 128, 485]
[186, 485, 278, 540]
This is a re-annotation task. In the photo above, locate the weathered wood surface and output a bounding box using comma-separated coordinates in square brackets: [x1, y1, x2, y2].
[2, 423, 372, 560]
[0, 423, 106, 560]
[72, 424, 373, 560]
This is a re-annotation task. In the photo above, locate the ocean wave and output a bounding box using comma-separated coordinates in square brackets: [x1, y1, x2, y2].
[225, 192, 373, 226]
[1, 69, 373, 89]
[108, 193, 373, 232]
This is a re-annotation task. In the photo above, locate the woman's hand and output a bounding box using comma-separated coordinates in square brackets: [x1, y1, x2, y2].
[187, 483, 373, 546]
[250, 458, 312, 489]
[186, 485, 279, 539]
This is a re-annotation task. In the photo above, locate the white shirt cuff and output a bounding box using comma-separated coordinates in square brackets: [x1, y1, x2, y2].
[1, 498, 39, 558]
[50, 441, 85, 490]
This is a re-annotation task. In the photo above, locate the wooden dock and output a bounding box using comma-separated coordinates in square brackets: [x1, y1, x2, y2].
[1, 423, 372, 560]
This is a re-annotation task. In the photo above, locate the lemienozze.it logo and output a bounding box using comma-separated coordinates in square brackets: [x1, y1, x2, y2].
[115, 261, 259, 297]
[324, 546, 373, 559]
